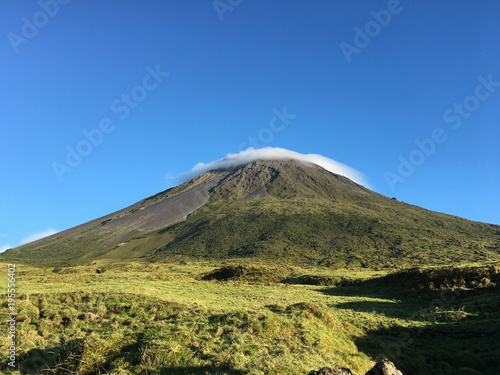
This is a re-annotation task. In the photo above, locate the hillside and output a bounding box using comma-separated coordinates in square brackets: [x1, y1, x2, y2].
[3, 160, 500, 267]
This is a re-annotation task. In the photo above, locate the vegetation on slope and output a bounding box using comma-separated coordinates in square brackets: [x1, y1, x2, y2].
[3, 161, 499, 268]
[150, 195, 500, 267]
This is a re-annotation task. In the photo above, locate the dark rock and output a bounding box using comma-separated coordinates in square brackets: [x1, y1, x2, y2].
[309, 367, 353, 375]
[308, 358, 403, 375]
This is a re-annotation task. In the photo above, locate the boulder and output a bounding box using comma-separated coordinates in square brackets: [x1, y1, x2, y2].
[309, 368, 353, 375]
[82, 312, 98, 321]
[365, 358, 402, 375]
[308, 358, 402, 375]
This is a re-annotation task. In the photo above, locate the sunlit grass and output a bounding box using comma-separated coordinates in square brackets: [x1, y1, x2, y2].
[1, 261, 499, 374]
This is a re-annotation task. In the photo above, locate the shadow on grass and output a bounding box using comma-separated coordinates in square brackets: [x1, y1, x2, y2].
[333, 300, 416, 319]
[17, 335, 242, 375]
[317, 280, 430, 322]
[18, 335, 144, 374]
[17, 339, 82, 374]
[320, 270, 500, 311]
[318, 278, 418, 300]
[354, 317, 500, 375]
[319, 275, 500, 374]
[321, 279, 500, 322]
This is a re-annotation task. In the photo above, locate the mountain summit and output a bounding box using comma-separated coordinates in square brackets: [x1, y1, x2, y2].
[3, 160, 500, 267]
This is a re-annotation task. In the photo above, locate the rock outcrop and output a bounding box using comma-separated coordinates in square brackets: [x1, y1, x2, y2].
[309, 368, 353, 375]
[82, 312, 99, 321]
[365, 358, 402, 375]
[309, 358, 402, 375]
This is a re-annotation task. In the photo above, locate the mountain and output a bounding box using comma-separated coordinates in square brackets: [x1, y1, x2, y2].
[3, 160, 500, 267]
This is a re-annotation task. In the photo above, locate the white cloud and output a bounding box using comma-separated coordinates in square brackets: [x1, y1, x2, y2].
[0, 244, 12, 253]
[177, 147, 369, 187]
[20, 229, 58, 246]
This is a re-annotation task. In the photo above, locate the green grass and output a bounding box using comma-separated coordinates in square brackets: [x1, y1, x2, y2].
[1, 261, 499, 374]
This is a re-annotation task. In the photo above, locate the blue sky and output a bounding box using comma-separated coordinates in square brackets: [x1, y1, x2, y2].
[1, 0, 499, 251]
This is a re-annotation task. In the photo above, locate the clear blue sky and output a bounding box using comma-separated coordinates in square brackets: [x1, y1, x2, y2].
[1, 0, 499, 251]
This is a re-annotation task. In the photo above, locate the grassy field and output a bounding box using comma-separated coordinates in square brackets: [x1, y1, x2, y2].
[1, 260, 499, 374]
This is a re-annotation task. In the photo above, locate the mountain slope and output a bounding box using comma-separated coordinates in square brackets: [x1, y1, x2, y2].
[3, 160, 500, 267]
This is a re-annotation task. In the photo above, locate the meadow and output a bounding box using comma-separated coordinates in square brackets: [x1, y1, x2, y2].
[1, 260, 499, 374]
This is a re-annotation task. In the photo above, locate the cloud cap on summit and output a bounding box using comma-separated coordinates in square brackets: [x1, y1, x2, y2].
[180, 147, 369, 187]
